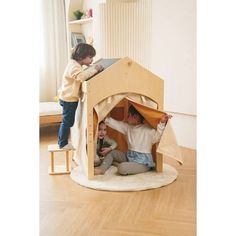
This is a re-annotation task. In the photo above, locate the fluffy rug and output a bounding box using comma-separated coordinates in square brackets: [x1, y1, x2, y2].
[70, 164, 178, 191]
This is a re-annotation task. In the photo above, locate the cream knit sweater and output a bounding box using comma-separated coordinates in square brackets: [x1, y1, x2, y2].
[58, 59, 98, 102]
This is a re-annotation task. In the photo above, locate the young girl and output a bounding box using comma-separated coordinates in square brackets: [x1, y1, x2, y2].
[58, 43, 103, 149]
[94, 121, 126, 175]
[102, 105, 172, 175]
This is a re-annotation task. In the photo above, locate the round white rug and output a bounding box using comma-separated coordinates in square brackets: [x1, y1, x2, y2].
[70, 164, 178, 191]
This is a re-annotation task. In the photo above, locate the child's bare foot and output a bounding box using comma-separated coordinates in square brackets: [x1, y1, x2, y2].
[94, 167, 105, 175]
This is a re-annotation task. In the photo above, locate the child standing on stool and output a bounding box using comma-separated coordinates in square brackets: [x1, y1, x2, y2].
[96, 105, 172, 175]
[58, 43, 103, 149]
[94, 121, 121, 175]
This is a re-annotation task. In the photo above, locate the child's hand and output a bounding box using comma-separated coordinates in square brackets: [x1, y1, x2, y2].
[95, 155, 100, 162]
[95, 64, 104, 72]
[160, 114, 172, 124]
[99, 147, 111, 156]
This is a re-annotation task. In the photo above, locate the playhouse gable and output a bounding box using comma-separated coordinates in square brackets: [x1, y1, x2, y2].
[82, 57, 164, 110]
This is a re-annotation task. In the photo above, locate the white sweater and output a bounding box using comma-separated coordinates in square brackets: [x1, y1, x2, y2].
[105, 117, 166, 154]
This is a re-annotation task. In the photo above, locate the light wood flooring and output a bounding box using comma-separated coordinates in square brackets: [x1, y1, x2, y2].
[40, 125, 196, 236]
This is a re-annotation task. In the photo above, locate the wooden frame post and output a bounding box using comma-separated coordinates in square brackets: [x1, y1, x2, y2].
[66, 151, 70, 172]
[50, 152, 54, 173]
[156, 152, 163, 172]
[87, 107, 95, 179]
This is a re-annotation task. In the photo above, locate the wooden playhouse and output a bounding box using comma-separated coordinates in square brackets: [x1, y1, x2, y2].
[71, 57, 183, 179]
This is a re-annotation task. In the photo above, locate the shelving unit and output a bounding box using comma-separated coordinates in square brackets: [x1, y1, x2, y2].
[69, 17, 93, 25]
[65, 0, 95, 59]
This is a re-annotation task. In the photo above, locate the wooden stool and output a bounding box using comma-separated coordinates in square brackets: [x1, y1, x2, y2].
[47, 144, 73, 175]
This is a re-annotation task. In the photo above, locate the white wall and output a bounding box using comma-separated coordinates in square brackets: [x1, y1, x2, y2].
[168, 112, 196, 149]
[150, 0, 196, 149]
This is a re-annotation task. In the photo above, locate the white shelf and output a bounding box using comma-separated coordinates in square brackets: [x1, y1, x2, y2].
[69, 17, 93, 25]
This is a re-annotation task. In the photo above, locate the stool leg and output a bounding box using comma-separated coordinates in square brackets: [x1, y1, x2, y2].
[66, 151, 70, 171]
[50, 152, 54, 173]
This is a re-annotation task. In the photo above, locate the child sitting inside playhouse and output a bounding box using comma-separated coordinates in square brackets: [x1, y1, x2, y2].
[94, 105, 172, 175]
[94, 121, 119, 169]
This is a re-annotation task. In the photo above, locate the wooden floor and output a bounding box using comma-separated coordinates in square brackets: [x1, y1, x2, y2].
[40, 126, 196, 236]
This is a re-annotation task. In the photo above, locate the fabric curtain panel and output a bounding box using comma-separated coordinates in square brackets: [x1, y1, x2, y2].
[40, 0, 68, 101]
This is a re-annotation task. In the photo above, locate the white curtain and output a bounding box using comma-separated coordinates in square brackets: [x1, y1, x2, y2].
[40, 0, 68, 101]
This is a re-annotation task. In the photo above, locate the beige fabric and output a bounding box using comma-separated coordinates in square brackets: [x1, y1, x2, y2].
[71, 98, 89, 176]
[70, 164, 178, 191]
[94, 93, 158, 122]
[157, 122, 183, 164]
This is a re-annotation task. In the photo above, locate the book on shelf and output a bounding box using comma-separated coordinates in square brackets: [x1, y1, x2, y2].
[71, 32, 86, 48]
